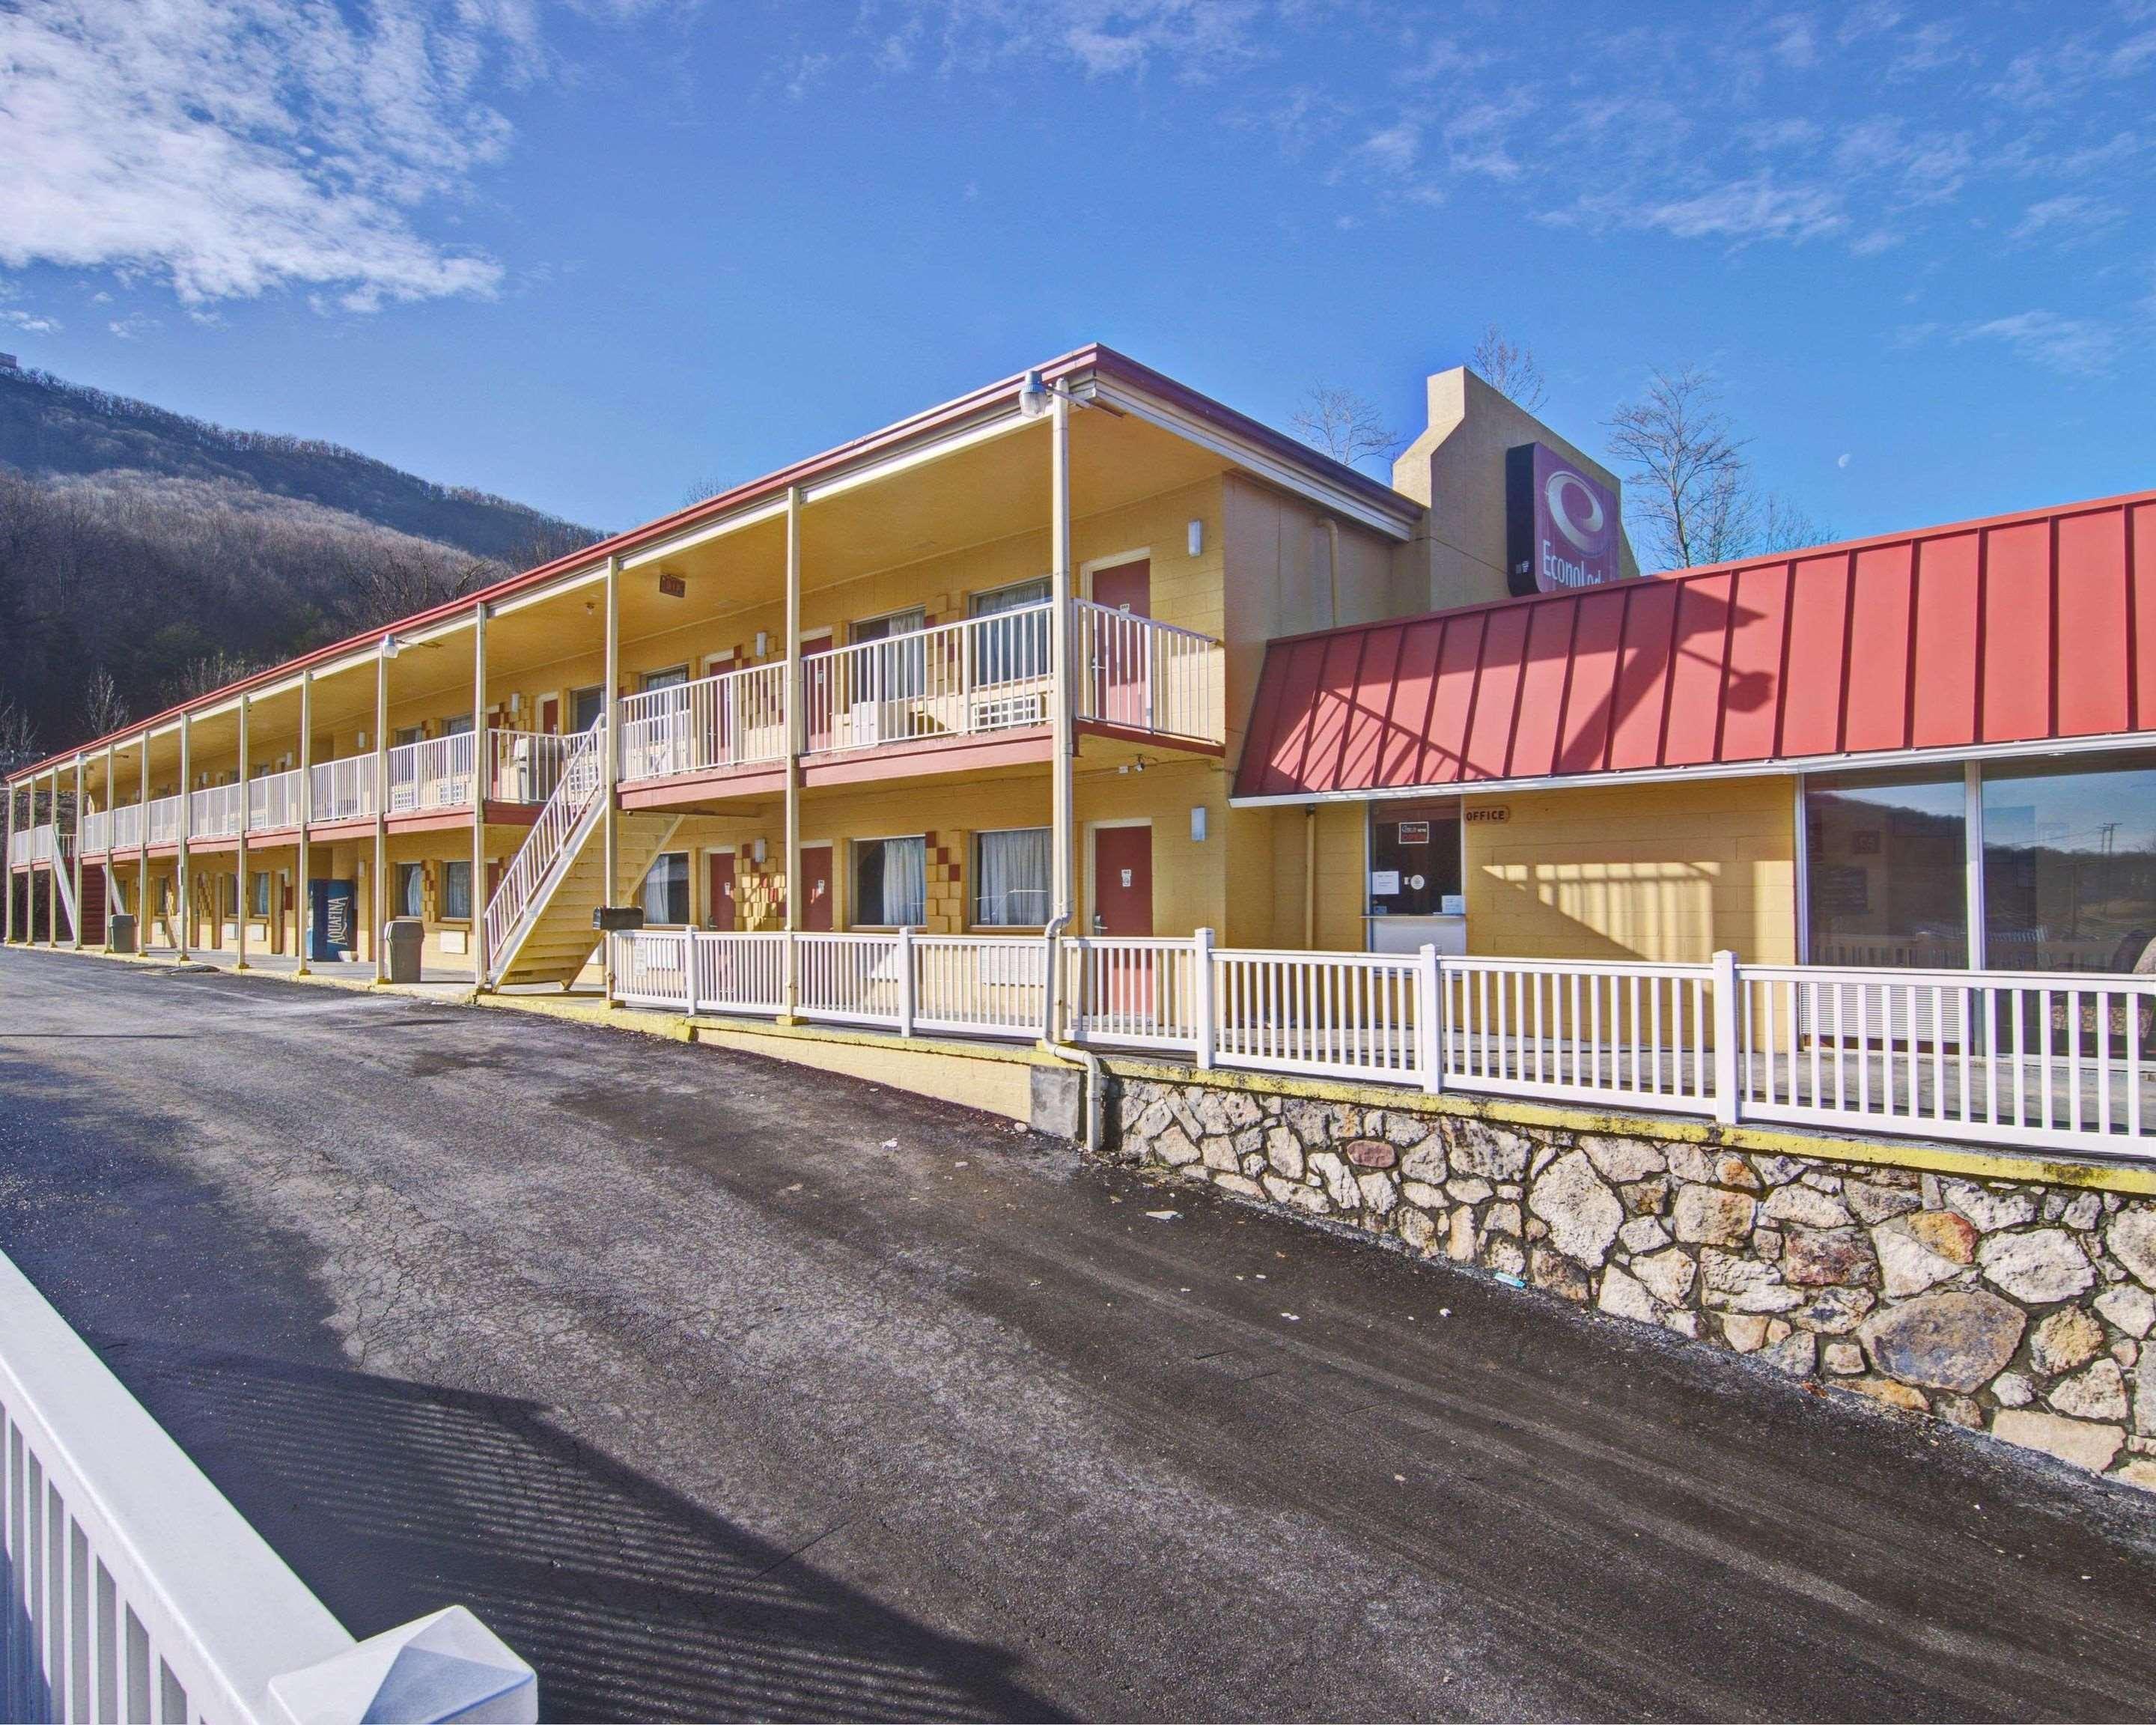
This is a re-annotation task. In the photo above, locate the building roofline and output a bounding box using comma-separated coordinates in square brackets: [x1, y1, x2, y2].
[8, 344, 1415, 787]
[1254, 484, 2156, 655]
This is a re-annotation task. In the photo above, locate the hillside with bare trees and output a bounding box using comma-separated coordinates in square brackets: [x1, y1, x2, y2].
[0, 366, 600, 768]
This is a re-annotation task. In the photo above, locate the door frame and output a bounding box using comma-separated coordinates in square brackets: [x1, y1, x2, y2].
[1083, 818, 1154, 936]
[703, 845, 737, 930]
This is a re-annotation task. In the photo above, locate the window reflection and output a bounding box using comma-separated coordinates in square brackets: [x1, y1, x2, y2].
[1805, 768, 1967, 968]
[1982, 755, 2156, 974]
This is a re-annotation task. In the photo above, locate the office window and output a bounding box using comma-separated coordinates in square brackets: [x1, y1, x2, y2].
[395, 862, 425, 919]
[1366, 800, 1465, 918]
[975, 828, 1050, 927]
[1805, 768, 1966, 968]
[853, 836, 926, 927]
[442, 860, 472, 922]
[641, 851, 690, 925]
[1982, 752, 2156, 973]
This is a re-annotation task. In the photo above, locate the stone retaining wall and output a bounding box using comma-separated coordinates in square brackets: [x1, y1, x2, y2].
[1106, 1073, 2156, 1491]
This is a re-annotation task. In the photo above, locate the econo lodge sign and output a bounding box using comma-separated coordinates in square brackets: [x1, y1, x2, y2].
[1505, 443, 1624, 596]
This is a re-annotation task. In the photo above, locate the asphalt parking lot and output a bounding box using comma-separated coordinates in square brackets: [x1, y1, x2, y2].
[3, 945, 2155, 1721]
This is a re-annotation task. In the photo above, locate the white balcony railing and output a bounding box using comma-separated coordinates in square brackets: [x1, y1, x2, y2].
[310, 755, 377, 824]
[619, 663, 788, 785]
[484, 728, 573, 806]
[79, 809, 111, 855]
[483, 719, 608, 979]
[16, 823, 61, 868]
[608, 931, 2156, 1162]
[1071, 599, 1219, 743]
[147, 794, 183, 846]
[188, 783, 243, 840]
[110, 802, 142, 852]
[801, 604, 1056, 756]
[246, 767, 305, 833]
[386, 731, 476, 814]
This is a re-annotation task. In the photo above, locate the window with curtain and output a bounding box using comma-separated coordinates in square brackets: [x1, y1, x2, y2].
[975, 827, 1050, 927]
[250, 871, 271, 917]
[1804, 767, 1965, 967]
[442, 860, 472, 921]
[853, 836, 926, 926]
[969, 578, 1052, 687]
[641, 851, 690, 925]
[395, 862, 425, 919]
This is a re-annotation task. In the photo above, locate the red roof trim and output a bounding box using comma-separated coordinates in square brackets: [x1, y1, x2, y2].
[1234, 487, 2156, 803]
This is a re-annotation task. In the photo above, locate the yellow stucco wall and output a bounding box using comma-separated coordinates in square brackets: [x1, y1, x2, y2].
[1464, 776, 1797, 964]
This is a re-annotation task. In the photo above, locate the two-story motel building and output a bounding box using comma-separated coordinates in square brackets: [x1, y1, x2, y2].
[9, 346, 2156, 1156]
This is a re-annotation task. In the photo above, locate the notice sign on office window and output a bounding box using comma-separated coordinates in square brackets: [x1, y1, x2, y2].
[1398, 821, 1430, 845]
[1371, 869, 1401, 895]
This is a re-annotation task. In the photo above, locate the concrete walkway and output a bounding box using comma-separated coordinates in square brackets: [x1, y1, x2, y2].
[2, 944, 2154, 1721]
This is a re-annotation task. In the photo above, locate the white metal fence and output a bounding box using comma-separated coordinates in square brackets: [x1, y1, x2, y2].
[0, 1244, 534, 1725]
[145, 797, 182, 848]
[76, 812, 109, 857]
[386, 732, 475, 814]
[308, 757, 376, 825]
[619, 666, 788, 784]
[606, 931, 2156, 1160]
[1070, 600, 1219, 743]
[483, 729, 571, 806]
[16, 825, 61, 868]
[186, 785, 241, 841]
[246, 769, 305, 834]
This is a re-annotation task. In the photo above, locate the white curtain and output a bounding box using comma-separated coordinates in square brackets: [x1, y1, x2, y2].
[886, 837, 926, 926]
[975, 827, 1050, 927]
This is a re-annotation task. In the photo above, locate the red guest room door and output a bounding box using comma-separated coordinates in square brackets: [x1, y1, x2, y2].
[1088, 559, 1152, 728]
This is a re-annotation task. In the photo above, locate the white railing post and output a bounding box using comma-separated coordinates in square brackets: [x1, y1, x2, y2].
[898, 924, 916, 1038]
[1193, 926, 1216, 1070]
[683, 930, 700, 1016]
[1711, 948, 1741, 1125]
[1419, 943, 1443, 1093]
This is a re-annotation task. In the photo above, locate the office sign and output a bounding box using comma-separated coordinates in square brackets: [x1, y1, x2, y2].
[1507, 443, 1623, 595]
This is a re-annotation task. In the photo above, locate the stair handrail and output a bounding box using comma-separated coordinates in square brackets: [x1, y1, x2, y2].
[482, 716, 607, 982]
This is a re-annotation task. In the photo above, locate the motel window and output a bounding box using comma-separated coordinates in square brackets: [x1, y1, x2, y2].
[250, 871, 271, 918]
[640, 666, 689, 693]
[969, 579, 1053, 686]
[850, 609, 928, 703]
[393, 725, 425, 749]
[1981, 753, 2156, 973]
[853, 836, 926, 928]
[1366, 800, 1464, 919]
[570, 686, 605, 731]
[641, 851, 690, 926]
[975, 828, 1050, 927]
[442, 860, 472, 922]
[443, 715, 474, 737]
[395, 862, 425, 919]
[1804, 767, 1967, 969]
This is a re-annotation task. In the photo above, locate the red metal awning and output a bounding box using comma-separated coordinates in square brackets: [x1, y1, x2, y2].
[1234, 490, 2156, 802]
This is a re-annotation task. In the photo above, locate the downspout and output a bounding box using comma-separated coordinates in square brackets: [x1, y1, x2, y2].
[1304, 805, 1318, 949]
[1039, 911, 1103, 1153]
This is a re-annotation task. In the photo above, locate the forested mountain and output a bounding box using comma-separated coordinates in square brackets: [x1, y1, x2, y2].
[0, 366, 602, 768]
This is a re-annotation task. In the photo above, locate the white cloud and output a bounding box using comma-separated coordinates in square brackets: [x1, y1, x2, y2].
[1955, 310, 2119, 375]
[1, 308, 62, 335]
[0, 0, 540, 309]
[2011, 192, 2125, 240]
[1627, 176, 1845, 246]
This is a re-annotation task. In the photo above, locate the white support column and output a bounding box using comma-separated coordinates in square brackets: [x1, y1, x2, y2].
[373, 641, 389, 984]
[42, 770, 55, 945]
[177, 715, 192, 959]
[3, 774, 15, 945]
[601, 554, 621, 1006]
[136, 731, 150, 951]
[1418, 943, 1444, 1095]
[472, 601, 489, 988]
[70, 754, 84, 949]
[782, 485, 803, 1022]
[234, 695, 250, 971]
[296, 670, 313, 976]
[102, 743, 116, 949]
[1049, 392, 1076, 932]
[897, 924, 916, 1038]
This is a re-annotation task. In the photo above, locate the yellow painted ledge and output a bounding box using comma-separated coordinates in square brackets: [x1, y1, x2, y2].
[29, 942, 2155, 1192]
[1100, 1056, 2156, 1198]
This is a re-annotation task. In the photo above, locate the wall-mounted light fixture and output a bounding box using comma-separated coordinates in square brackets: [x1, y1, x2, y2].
[754, 630, 770, 658]
[751, 837, 769, 865]
[1187, 519, 1204, 558]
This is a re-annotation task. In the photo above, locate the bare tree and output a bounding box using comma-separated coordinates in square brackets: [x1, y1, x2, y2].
[1291, 386, 1401, 472]
[680, 475, 731, 509]
[79, 666, 128, 739]
[1470, 324, 1547, 413]
[0, 691, 37, 773]
[1604, 368, 1835, 568]
[171, 648, 267, 703]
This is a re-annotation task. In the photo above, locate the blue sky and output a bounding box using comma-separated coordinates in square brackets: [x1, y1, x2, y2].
[1, 1, 2151, 549]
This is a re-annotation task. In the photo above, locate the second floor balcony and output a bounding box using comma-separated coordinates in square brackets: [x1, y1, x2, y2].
[618, 599, 1221, 791]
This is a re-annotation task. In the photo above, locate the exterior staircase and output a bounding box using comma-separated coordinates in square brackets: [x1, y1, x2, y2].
[482, 719, 682, 988]
[51, 839, 79, 943]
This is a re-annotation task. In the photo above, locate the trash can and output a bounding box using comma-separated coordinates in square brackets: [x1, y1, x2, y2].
[383, 916, 425, 984]
[108, 912, 137, 955]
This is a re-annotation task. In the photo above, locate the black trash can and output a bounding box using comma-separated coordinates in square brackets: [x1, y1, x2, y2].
[108, 912, 137, 955]
[383, 916, 425, 984]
